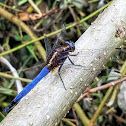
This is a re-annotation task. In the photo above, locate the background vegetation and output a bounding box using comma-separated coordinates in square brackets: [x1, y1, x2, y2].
[0, 0, 126, 126]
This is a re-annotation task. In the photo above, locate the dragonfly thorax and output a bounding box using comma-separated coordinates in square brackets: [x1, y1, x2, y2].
[46, 42, 74, 71]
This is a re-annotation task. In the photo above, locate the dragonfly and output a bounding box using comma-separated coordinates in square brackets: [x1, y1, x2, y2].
[3, 24, 122, 113]
[3, 24, 77, 113]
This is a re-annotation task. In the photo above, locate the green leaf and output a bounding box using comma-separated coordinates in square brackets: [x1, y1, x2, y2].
[0, 0, 5, 3]
[23, 35, 31, 41]
[26, 45, 39, 62]
[72, 0, 86, 9]
[14, 32, 22, 41]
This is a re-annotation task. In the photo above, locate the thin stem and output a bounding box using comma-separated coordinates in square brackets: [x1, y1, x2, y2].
[108, 59, 126, 106]
[73, 103, 90, 126]
[0, 72, 31, 83]
[91, 87, 113, 123]
[28, 0, 42, 15]
[62, 118, 76, 126]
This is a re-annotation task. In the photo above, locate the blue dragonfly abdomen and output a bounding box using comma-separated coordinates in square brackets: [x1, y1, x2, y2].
[15, 67, 50, 102]
[3, 66, 50, 113]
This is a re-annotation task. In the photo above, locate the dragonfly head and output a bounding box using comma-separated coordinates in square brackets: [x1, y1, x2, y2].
[65, 41, 75, 52]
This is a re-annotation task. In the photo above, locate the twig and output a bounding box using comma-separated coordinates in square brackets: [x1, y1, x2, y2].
[28, 0, 42, 15]
[19, 5, 58, 21]
[111, 113, 126, 123]
[77, 76, 126, 102]
[31, 9, 64, 33]
[68, 6, 81, 37]
[72, 107, 79, 126]
[62, 118, 76, 126]
[108, 58, 126, 106]
[27, 0, 43, 13]
[73, 103, 90, 126]
[0, 72, 31, 83]
[89, 77, 126, 93]
[91, 87, 114, 123]
[68, 6, 77, 22]
[0, 2, 23, 12]
[0, 57, 23, 94]
[0, 112, 5, 118]
[5, 63, 44, 74]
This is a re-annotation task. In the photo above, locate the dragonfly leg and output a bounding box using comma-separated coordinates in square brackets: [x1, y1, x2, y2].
[68, 56, 75, 65]
[58, 65, 67, 90]
[68, 56, 82, 67]
[69, 52, 79, 56]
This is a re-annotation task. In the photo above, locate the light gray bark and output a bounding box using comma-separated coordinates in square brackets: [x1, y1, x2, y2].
[1, 0, 126, 125]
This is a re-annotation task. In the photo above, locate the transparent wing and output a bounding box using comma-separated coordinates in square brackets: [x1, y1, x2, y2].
[52, 23, 66, 50]
[44, 36, 52, 59]
[44, 23, 66, 60]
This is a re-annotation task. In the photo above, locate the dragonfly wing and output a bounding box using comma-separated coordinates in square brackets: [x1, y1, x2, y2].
[52, 23, 66, 50]
[44, 36, 52, 59]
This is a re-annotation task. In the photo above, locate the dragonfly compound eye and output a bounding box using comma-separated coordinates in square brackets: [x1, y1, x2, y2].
[65, 41, 75, 52]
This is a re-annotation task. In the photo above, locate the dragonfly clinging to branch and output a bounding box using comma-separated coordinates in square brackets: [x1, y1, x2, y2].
[3, 23, 122, 113]
[3, 24, 77, 113]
